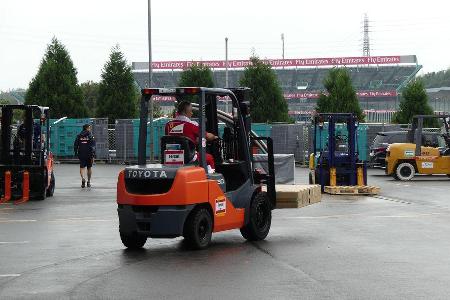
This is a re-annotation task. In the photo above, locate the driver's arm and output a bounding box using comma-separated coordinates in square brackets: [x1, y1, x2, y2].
[206, 132, 218, 142]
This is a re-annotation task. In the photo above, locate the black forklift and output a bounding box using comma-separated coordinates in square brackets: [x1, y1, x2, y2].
[0, 105, 55, 203]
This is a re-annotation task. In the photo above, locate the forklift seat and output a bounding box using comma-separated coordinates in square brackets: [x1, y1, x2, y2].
[216, 161, 248, 191]
[160, 135, 196, 165]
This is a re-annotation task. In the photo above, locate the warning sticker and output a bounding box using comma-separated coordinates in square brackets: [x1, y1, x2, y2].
[164, 150, 184, 165]
[215, 197, 226, 215]
[404, 150, 415, 157]
[421, 162, 434, 169]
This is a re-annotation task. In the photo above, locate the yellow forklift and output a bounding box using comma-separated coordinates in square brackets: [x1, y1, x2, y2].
[385, 114, 450, 180]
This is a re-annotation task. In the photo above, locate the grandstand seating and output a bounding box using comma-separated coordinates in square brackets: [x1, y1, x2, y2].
[134, 66, 417, 93]
[133, 65, 419, 122]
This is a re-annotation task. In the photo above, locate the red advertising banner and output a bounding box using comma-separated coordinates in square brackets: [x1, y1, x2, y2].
[153, 90, 397, 102]
[284, 90, 397, 99]
[135, 56, 407, 70]
[289, 109, 397, 115]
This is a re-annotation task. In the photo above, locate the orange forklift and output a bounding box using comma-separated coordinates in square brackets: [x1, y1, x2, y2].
[117, 87, 276, 249]
[0, 105, 55, 204]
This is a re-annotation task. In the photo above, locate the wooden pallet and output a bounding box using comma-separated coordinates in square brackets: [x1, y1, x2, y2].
[324, 185, 380, 195]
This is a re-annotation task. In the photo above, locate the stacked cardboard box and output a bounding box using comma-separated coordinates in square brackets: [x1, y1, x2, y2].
[264, 185, 321, 209]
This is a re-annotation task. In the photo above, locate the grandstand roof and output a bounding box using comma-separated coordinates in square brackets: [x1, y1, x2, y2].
[426, 87, 450, 93]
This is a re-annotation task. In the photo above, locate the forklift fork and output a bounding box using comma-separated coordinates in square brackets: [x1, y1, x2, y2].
[14, 171, 30, 205]
[0, 171, 12, 204]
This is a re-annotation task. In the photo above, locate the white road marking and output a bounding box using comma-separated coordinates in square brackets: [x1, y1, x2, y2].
[48, 218, 112, 223]
[0, 241, 29, 245]
[373, 212, 445, 218]
[0, 219, 37, 223]
[285, 213, 364, 219]
[284, 212, 447, 220]
[0, 274, 21, 277]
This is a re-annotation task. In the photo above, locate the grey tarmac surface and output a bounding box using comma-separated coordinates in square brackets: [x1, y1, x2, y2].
[1, 164, 450, 299]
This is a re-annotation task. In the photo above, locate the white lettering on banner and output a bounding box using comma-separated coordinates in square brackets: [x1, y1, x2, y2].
[151, 90, 397, 102]
[140, 56, 406, 70]
[160, 61, 185, 69]
[283, 90, 397, 99]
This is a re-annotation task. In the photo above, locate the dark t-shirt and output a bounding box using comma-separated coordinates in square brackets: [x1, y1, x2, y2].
[74, 130, 96, 159]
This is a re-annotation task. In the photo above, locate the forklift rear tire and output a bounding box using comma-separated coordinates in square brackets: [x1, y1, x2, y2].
[395, 162, 415, 181]
[120, 232, 147, 249]
[240, 192, 272, 241]
[35, 169, 48, 201]
[183, 207, 213, 250]
[46, 173, 55, 197]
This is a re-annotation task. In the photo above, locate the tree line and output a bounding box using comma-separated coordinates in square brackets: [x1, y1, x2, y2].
[25, 37, 436, 125]
[418, 68, 450, 88]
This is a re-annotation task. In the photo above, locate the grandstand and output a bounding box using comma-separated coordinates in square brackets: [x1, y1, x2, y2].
[132, 55, 421, 122]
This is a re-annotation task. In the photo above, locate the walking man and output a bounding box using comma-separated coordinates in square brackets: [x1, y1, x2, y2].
[74, 124, 96, 188]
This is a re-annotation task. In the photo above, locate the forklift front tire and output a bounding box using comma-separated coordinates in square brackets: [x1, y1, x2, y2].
[46, 173, 55, 197]
[395, 162, 415, 181]
[183, 207, 213, 250]
[240, 192, 272, 241]
[120, 232, 147, 249]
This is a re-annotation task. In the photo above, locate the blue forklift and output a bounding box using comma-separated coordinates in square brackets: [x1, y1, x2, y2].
[308, 113, 377, 195]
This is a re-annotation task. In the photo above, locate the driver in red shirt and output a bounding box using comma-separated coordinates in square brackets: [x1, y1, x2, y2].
[165, 101, 218, 169]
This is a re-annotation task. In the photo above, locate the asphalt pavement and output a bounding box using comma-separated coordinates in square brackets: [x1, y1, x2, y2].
[1, 164, 450, 299]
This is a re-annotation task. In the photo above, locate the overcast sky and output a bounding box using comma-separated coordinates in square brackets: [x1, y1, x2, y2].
[1, 0, 449, 90]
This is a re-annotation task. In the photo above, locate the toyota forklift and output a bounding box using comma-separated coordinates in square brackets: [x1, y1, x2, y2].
[117, 87, 276, 249]
[385, 114, 450, 180]
[0, 105, 55, 203]
[309, 113, 378, 195]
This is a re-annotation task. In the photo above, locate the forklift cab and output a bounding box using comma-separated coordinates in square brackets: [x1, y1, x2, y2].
[1, 105, 51, 166]
[408, 114, 450, 156]
[139, 87, 275, 203]
[0, 105, 54, 202]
